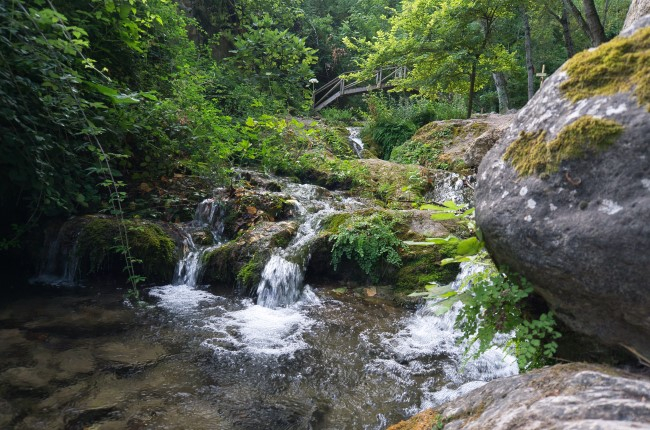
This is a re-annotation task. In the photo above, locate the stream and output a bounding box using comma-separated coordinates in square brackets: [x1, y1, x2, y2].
[1, 162, 513, 429]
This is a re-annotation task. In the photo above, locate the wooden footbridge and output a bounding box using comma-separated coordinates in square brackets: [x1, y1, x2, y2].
[313, 66, 408, 111]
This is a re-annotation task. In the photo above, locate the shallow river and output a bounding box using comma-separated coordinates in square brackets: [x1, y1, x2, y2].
[0, 277, 516, 429]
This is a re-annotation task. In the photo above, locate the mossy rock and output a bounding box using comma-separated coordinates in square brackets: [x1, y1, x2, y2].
[75, 216, 177, 284]
[560, 25, 650, 111]
[215, 187, 295, 238]
[504, 116, 624, 177]
[202, 221, 299, 293]
[307, 210, 460, 296]
[394, 115, 512, 173]
[395, 246, 459, 295]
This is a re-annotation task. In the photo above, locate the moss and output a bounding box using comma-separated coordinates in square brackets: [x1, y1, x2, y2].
[561, 26, 650, 111]
[387, 409, 442, 430]
[395, 246, 460, 294]
[322, 213, 354, 234]
[504, 116, 624, 176]
[76, 216, 176, 283]
[236, 253, 265, 292]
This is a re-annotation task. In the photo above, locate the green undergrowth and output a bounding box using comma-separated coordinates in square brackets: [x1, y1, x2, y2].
[561, 26, 650, 111]
[76, 217, 176, 284]
[504, 116, 624, 176]
[389, 121, 488, 170]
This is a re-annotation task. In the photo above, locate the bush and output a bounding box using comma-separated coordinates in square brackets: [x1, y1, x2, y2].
[362, 94, 465, 159]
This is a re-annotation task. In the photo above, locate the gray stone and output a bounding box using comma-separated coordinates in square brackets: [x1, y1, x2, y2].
[623, 4, 650, 31]
[434, 364, 650, 430]
[475, 20, 650, 357]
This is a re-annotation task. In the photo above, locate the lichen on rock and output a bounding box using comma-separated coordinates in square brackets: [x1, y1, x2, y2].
[504, 116, 624, 176]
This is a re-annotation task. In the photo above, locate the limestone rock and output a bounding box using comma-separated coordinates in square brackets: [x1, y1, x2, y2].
[392, 364, 650, 430]
[476, 18, 650, 356]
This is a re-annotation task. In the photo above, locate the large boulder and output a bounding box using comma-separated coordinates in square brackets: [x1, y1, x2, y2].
[476, 18, 650, 356]
[389, 363, 650, 429]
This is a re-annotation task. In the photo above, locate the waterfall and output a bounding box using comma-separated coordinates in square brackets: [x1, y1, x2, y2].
[347, 127, 365, 158]
[255, 190, 330, 308]
[255, 183, 367, 308]
[378, 262, 518, 411]
[31, 224, 80, 287]
[173, 198, 224, 287]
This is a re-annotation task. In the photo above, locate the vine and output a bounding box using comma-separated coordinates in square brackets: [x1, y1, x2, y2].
[14, 0, 149, 299]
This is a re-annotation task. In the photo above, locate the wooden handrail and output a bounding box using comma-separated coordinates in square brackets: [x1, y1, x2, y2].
[312, 66, 408, 110]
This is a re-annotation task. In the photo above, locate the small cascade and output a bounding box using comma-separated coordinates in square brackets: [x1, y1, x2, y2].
[173, 198, 225, 287]
[347, 127, 365, 158]
[31, 225, 80, 286]
[425, 171, 475, 205]
[256, 183, 367, 308]
[379, 262, 518, 411]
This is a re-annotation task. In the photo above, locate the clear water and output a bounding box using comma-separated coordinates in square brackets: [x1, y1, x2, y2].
[0, 271, 517, 429]
[4, 173, 518, 428]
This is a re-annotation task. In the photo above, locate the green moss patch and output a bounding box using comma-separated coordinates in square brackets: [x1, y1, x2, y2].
[560, 26, 650, 111]
[76, 217, 176, 283]
[504, 116, 624, 176]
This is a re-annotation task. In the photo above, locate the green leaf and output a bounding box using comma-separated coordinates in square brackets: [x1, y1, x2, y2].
[430, 212, 457, 221]
[420, 203, 451, 211]
[456, 237, 483, 256]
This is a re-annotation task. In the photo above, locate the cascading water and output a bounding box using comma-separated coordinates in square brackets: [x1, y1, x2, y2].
[18, 171, 521, 429]
[256, 183, 366, 308]
[347, 126, 365, 158]
[172, 197, 225, 287]
[425, 170, 475, 205]
[31, 224, 80, 286]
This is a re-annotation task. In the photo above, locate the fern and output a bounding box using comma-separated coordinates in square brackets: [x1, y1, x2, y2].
[330, 214, 405, 282]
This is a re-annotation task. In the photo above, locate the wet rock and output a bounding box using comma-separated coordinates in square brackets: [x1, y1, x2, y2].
[476, 19, 650, 357]
[55, 348, 95, 375]
[1, 366, 55, 390]
[214, 186, 296, 238]
[38, 382, 89, 410]
[202, 221, 299, 292]
[96, 341, 166, 367]
[0, 399, 14, 428]
[392, 364, 650, 429]
[24, 306, 134, 335]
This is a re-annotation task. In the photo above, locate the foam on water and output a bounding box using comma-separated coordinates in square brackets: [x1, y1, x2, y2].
[202, 295, 319, 357]
[148, 284, 222, 313]
[375, 263, 519, 411]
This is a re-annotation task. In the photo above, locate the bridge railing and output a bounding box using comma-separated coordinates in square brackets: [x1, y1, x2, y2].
[313, 66, 408, 111]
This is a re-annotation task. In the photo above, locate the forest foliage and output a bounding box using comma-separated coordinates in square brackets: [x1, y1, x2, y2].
[1, 0, 630, 251]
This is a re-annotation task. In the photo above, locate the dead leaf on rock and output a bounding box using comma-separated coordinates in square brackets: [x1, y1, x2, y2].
[365, 287, 377, 297]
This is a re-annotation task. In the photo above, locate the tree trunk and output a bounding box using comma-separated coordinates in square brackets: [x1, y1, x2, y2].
[561, 3, 577, 57]
[564, 0, 597, 46]
[522, 9, 535, 100]
[492, 72, 509, 113]
[583, 0, 607, 45]
[467, 61, 477, 119]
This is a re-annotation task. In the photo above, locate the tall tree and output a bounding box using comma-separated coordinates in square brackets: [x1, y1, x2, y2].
[521, 8, 536, 100]
[351, 0, 519, 118]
